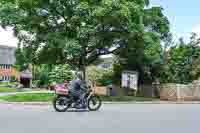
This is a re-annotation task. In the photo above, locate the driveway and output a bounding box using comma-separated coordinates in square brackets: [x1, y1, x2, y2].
[0, 103, 199, 133]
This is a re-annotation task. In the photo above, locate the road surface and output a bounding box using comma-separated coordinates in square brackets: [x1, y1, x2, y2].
[0, 103, 199, 133]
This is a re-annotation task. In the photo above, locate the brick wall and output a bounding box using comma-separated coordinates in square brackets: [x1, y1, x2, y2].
[160, 82, 200, 101]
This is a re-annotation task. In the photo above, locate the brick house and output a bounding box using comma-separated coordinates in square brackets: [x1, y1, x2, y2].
[0, 45, 18, 81]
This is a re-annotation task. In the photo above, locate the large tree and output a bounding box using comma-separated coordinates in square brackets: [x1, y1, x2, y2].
[0, 0, 150, 79]
[160, 34, 200, 84]
[113, 6, 170, 84]
[190, 33, 200, 80]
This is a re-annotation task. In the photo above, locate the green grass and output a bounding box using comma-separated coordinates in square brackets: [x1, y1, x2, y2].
[101, 96, 158, 102]
[0, 87, 18, 92]
[0, 93, 55, 102]
[0, 92, 158, 102]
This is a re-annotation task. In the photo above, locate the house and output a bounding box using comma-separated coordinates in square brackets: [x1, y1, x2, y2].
[20, 68, 32, 88]
[0, 45, 18, 81]
[96, 56, 114, 69]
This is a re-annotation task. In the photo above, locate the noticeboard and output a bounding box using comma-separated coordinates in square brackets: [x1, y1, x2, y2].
[122, 71, 138, 90]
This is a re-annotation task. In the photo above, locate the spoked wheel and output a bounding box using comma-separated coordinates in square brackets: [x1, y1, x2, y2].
[88, 95, 102, 111]
[53, 96, 70, 112]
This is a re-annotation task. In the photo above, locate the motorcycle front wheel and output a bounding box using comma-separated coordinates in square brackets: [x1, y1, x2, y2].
[53, 96, 70, 112]
[87, 95, 102, 111]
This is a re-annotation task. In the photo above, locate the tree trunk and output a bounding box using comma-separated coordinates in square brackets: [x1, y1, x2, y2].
[81, 64, 86, 80]
[32, 64, 35, 80]
[81, 47, 86, 80]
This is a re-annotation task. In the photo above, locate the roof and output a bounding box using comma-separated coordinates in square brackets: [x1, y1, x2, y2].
[0, 45, 16, 65]
[20, 69, 32, 79]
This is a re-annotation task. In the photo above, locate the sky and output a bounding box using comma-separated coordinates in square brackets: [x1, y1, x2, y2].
[151, 0, 200, 42]
[0, 0, 200, 47]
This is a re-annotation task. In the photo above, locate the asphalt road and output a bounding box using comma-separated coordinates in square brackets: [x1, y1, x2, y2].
[0, 103, 199, 133]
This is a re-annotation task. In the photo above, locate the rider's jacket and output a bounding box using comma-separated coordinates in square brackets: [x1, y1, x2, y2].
[69, 79, 87, 95]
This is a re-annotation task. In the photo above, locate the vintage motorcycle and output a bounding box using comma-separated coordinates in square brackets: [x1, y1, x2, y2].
[53, 82, 102, 112]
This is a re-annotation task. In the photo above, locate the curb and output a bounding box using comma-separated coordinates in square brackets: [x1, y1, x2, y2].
[1, 101, 200, 106]
[0, 91, 54, 96]
[103, 101, 200, 104]
[0, 101, 51, 106]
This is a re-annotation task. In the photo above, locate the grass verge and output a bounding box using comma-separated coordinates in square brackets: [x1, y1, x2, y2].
[0, 87, 18, 92]
[0, 93, 55, 102]
[0, 93, 158, 102]
[101, 96, 158, 102]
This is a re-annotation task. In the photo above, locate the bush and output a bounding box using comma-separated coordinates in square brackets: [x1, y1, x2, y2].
[49, 64, 74, 84]
[32, 80, 40, 88]
[38, 71, 49, 86]
[10, 76, 17, 82]
[86, 66, 114, 86]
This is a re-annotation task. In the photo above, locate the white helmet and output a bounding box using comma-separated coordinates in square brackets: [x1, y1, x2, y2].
[76, 71, 83, 80]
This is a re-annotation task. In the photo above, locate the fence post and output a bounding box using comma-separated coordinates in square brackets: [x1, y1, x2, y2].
[177, 84, 181, 101]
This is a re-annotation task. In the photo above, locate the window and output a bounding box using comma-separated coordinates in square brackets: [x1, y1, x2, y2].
[7, 76, 10, 81]
[8, 65, 10, 69]
[102, 63, 111, 68]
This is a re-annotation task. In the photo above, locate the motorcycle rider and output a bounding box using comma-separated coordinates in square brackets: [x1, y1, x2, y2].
[69, 72, 87, 108]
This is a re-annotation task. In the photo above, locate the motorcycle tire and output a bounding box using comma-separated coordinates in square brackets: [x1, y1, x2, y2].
[53, 96, 70, 112]
[87, 95, 102, 111]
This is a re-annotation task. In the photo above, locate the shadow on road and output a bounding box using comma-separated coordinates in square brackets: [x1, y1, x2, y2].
[66, 109, 90, 112]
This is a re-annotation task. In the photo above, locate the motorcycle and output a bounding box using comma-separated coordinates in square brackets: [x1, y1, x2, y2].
[53, 83, 102, 112]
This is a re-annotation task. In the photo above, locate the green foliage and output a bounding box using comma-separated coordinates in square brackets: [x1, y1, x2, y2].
[0, 0, 173, 84]
[33, 64, 50, 87]
[38, 71, 49, 86]
[49, 65, 74, 84]
[10, 76, 17, 83]
[192, 58, 200, 80]
[0, 0, 149, 70]
[112, 4, 170, 84]
[191, 33, 200, 80]
[86, 66, 113, 86]
[160, 38, 197, 84]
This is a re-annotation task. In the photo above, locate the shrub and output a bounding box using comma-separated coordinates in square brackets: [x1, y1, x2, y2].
[86, 66, 114, 86]
[38, 71, 49, 86]
[10, 76, 17, 82]
[49, 64, 74, 84]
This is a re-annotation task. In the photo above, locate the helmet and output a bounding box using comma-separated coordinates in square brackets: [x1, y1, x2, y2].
[76, 71, 83, 80]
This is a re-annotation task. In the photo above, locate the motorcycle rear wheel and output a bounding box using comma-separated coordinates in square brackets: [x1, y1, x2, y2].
[53, 96, 70, 112]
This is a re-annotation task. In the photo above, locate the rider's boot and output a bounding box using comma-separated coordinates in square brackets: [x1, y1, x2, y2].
[80, 99, 87, 109]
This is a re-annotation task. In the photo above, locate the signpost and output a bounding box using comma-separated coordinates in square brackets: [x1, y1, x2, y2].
[122, 71, 138, 95]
